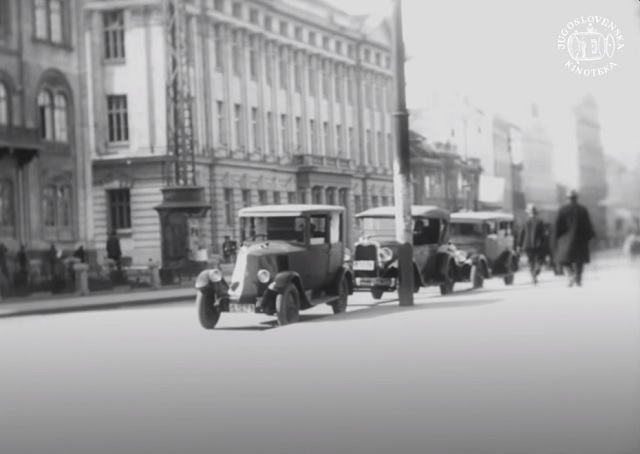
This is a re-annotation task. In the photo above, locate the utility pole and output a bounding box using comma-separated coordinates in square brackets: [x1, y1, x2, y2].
[392, 0, 414, 306]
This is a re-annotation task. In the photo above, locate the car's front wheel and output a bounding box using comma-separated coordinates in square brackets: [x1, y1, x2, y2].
[331, 278, 349, 314]
[196, 291, 221, 329]
[439, 265, 456, 296]
[276, 283, 301, 326]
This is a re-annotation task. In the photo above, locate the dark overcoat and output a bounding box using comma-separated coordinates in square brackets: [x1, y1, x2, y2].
[553, 202, 595, 265]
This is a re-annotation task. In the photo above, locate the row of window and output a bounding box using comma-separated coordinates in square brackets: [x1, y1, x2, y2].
[0, 0, 67, 44]
[0, 179, 72, 230]
[207, 1, 391, 68]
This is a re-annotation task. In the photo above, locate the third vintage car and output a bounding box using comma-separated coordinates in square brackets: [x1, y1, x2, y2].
[449, 211, 520, 286]
[195, 205, 354, 329]
[351, 205, 463, 299]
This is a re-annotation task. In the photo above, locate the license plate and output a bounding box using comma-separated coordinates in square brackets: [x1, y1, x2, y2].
[228, 303, 256, 313]
[353, 260, 375, 271]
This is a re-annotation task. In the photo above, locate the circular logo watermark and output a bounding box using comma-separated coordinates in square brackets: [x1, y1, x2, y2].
[557, 16, 625, 76]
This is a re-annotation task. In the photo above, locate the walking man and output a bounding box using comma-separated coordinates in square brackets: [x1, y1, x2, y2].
[553, 190, 596, 287]
[518, 204, 546, 285]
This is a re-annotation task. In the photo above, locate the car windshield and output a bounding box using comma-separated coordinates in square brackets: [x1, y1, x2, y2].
[241, 216, 306, 243]
[360, 217, 441, 245]
[450, 222, 485, 236]
[360, 217, 396, 241]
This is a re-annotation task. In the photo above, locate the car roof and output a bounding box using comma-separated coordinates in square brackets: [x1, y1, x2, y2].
[355, 205, 450, 220]
[450, 211, 514, 222]
[238, 204, 345, 217]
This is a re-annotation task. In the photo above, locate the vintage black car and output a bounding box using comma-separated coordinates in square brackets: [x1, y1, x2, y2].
[449, 211, 519, 286]
[195, 205, 354, 329]
[352, 206, 462, 298]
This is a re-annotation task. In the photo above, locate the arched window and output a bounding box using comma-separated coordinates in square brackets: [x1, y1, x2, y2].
[0, 179, 14, 227]
[0, 83, 8, 126]
[54, 92, 68, 142]
[43, 185, 57, 227]
[38, 90, 54, 140]
[58, 185, 72, 227]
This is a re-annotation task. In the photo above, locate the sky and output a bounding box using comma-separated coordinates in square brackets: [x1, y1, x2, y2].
[326, 0, 640, 186]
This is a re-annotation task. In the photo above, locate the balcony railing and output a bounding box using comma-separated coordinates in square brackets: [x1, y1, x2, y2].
[292, 153, 354, 170]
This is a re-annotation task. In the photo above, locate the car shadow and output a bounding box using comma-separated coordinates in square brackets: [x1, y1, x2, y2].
[308, 298, 502, 324]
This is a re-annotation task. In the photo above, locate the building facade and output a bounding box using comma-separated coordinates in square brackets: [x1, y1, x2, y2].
[490, 116, 516, 213]
[83, 0, 397, 265]
[0, 0, 90, 276]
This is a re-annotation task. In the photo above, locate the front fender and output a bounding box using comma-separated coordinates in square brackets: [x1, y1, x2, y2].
[267, 271, 310, 309]
[332, 266, 354, 295]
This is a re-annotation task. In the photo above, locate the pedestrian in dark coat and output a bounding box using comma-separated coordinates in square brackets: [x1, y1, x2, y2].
[518, 204, 546, 285]
[553, 190, 596, 287]
[107, 230, 122, 265]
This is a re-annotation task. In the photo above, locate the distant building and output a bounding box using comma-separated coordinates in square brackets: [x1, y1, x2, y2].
[0, 0, 90, 268]
[573, 95, 608, 241]
[491, 116, 516, 213]
[521, 104, 557, 222]
[600, 155, 640, 246]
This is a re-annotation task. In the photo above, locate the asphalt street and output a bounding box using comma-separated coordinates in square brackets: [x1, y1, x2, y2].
[1, 256, 638, 454]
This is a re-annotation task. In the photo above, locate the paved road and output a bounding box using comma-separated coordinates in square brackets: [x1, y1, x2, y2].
[1, 258, 638, 454]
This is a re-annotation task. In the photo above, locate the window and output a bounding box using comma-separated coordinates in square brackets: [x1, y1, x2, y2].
[348, 127, 354, 157]
[308, 31, 316, 46]
[334, 67, 342, 102]
[249, 8, 258, 24]
[347, 72, 354, 105]
[273, 192, 281, 205]
[377, 131, 384, 166]
[249, 37, 258, 79]
[38, 90, 54, 140]
[365, 128, 372, 163]
[326, 188, 335, 205]
[214, 0, 224, 12]
[232, 1, 241, 18]
[0, 179, 14, 228]
[336, 125, 343, 155]
[375, 52, 381, 66]
[267, 111, 274, 152]
[299, 189, 307, 204]
[364, 48, 370, 62]
[58, 185, 72, 227]
[308, 58, 316, 96]
[232, 31, 242, 76]
[103, 10, 125, 61]
[53, 93, 67, 142]
[107, 95, 129, 143]
[216, 101, 226, 145]
[42, 185, 57, 227]
[279, 48, 287, 88]
[258, 190, 267, 205]
[294, 26, 302, 41]
[280, 114, 288, 153]
[287, 192, 296, 204]
[251, 107, 259, 150]
[34, 0, 65, 44]
[223, 188, 234, 226]
[371, 196, 379, 208]
[214, 25, 224, 71]
[309, 119, 317, 154]
[0, 83, 8, 126]
[108, 188, 130, 231]
[335, 41, 342, 54]
[264, 15, 272, 31]
[234, 103, 243, 148]
[279, 21, 288, 36]
[323, 122, 330, 155]
[295, 116, 302, 147]
[354, 195, 362, 215]
[242, 189, 251, 207]
[0, 0, 10, 36]
[322, 36, 330, 50]
[413, 218, 442, 246]
[381, 196, 389, 207]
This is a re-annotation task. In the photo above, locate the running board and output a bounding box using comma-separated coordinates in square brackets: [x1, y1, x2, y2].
[309, 295, 339, 306]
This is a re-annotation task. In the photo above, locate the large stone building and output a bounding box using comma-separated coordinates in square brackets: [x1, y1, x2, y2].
[83, 0, 397, 265]
[0, 0, 90, 274]
[573, 95, 607, 241]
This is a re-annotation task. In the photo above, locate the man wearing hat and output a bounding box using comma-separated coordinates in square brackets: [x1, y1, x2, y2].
[553, 189, 596, 287]
[518, 203, 546, 285]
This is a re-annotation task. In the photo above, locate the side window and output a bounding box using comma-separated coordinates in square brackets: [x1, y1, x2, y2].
[329, 212, 341, 243]
[309, 215, 329, 245]
[484, 221, 498, 235]
[413, 218, 440, 246]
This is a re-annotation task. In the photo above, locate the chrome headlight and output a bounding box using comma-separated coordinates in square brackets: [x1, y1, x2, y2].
[257, 269, 271, 283]
[378, 247, 393, 263]
[344, 248, 352, 261]
[208, 269, 223, 283]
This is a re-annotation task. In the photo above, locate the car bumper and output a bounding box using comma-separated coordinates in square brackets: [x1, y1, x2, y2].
[354, 277, 397, 290]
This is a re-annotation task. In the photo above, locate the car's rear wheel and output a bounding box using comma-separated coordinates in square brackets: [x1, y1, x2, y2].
[196, 291, 220, 329]
[439, 264, 455, 296]
[470, 264, 484, 289]
[371, 288, 384, 300]
[331, 278, 349, 314]
[276, 284, 300, 326]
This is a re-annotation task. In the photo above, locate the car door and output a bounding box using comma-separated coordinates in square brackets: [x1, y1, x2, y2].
[307, 214, 331, 289]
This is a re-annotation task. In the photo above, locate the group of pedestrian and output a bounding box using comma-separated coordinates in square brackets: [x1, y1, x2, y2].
[518, 189, 596, 287]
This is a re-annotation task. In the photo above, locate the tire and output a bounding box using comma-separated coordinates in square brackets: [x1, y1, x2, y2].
[439, 264, 455, 296]
[371, 288, 384, 300]
[470, 264, 484, 289]
[276, 283, 301, 326]
[331, 278, 349, 314]
[503, 274, 515, 285]
[196, 291, 221, 329]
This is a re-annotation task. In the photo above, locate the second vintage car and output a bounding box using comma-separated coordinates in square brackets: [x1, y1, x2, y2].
[351, 205, 462, 299]
[195, 205, 354, 329]
[449, 211, 520, 286]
